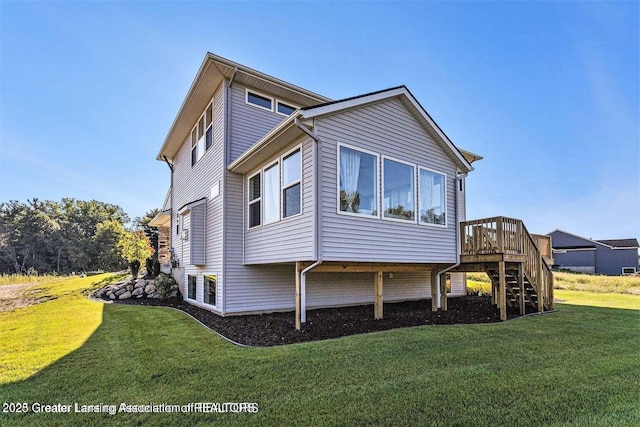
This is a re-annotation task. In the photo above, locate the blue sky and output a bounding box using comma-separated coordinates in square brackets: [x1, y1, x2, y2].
[1, 1, 638, 239]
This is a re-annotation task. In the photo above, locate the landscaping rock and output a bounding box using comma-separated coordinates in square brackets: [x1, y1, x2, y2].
[132, 287, 144, 297]
[108, 293, 116, 300]
[135, 279, 146, 288]
[119, 291, 132, 300]
[144, 284, 156, 295]
[126, 285, 134, 291]
[115, 288, 128, 296]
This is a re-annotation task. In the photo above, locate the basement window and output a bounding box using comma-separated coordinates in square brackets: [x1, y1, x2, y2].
[187, 274, 196, 300]
[203, 274, 217, 306]
[622, 267, 636, 275]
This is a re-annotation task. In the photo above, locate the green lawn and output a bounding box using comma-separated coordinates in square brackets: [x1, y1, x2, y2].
[0, 276, 638, 426]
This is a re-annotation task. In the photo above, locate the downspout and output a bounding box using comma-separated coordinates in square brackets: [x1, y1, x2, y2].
[162, 156, 174, 274]
[434, 172, 468, 308]
[295, 116, 322, 324]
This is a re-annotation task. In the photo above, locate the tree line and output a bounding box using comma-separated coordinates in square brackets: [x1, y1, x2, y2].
[0, 198, 158, 275]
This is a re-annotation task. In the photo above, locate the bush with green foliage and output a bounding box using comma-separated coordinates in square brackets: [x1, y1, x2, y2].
[154, 273, 177, 300]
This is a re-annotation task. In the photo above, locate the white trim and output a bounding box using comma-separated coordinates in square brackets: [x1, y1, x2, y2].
[247, 171, 262, 229]
[552, 247, 596, 253]
[263, 161, 280, 225]
[281, 144, 303, 220]
[336, 142, 380, 220]
[418, 166, 448, 228]
[202, 273, 219, 308]
[245, 88, 274, 112]
[382, 155, 416, 223]
[276, 100, 299, 116]
[622, 267, 637, 275]
[185, 273, 198, 301]
[178, 198, 207, 215]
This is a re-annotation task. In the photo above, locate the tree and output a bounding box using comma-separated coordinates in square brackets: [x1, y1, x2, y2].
[94, 219, 127, 272]
[117, 229, 154, 278]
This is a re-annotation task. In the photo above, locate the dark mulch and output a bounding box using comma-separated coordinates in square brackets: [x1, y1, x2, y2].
[101, 293, 535, 347]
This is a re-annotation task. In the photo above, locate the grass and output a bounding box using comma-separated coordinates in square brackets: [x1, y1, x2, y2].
[0, 273, 70, 286]
[467, 271, 640, 295]
[0, 276, 639, 426]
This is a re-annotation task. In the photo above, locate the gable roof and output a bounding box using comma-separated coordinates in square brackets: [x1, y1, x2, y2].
[595, 239, 639, 248]
[157, 53, 331, 161]
[229, 85, 476, 174]
[548, 229, 639, 250]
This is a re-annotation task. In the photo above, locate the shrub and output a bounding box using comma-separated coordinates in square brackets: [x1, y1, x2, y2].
[154, 273, 176, 300]
[129, 260, 141, 278]
[153, 259, 161, 277]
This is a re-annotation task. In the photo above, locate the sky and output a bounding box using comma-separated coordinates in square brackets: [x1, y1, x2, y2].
[0, 1, 638, 240]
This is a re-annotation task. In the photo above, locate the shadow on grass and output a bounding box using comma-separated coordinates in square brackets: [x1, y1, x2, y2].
[0, 303, 638, 426]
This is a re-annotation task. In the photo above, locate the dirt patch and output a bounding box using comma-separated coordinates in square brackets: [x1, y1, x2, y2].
[100, 293, 537, 346]
[0, 283, 55, 312]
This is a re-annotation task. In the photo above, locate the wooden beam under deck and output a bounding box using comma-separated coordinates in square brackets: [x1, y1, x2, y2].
[498, 261, 507, 321]
[297, 261, 451, 273]
[295, 262, 302, 331]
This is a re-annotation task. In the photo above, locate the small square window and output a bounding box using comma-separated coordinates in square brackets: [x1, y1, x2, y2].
[204, 274, 216, 306]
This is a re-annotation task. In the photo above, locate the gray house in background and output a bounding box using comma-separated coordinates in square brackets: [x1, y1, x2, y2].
[547, 230, 639, 276]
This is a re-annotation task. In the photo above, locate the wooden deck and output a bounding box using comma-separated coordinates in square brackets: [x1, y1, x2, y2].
[454, 216, 554, 320]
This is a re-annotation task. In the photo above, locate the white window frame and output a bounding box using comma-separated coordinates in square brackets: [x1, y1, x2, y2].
[245, 89, 274, 112]
[262, 161, 280, 225]
[276, 100, 299, 116]
[186, 273, 197, 302]
[382, 155, 417, 224]
[418, 166, 448, 228]
[202, 273, 218, 308]
[247, 171, 262, 229]
[190, 98, 215, 168]
[336, 142, 380, 220]
[281, 145, 303, 220]
[622, 267, 636, 275]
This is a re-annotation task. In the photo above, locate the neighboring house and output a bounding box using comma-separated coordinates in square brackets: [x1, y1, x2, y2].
[547, 230, 640, 275]
[152, 52, 551, 328]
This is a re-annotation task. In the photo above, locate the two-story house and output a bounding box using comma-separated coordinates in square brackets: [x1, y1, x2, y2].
[152, 53, 552, 329]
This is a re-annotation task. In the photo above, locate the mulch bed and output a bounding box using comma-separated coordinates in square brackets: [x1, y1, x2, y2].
[100, 293, 535, 347]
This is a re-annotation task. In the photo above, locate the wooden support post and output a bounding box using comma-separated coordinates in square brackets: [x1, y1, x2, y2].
[440, 274, 448, 311]
[374, 271, 383, 320]
[431, 271, 438, 311]
[498, 261, 507, 321]
[295, 262, 302, 331]
[538, 264, 544, 313]
[548, 272, 554, 310]
[517, 263, 525, 315]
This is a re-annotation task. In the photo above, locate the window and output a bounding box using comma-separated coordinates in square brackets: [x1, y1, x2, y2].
[622, 267, 636, 275]
[264, 163, 280, 223]
[277, 101, 297, 116]
[383, 158, 415, 221]
[246, 90, 273, 111]
[339, 145, 378, 216]
[248, 173, 261, 228]
[282, 149, 301, 218]
[204, 274, 216, 306]
[187, 275, 196, 300]
[191, 101, 214, 167]
[419, 168, 446, 226]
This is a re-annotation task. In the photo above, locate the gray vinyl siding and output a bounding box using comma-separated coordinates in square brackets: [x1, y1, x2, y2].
[229, 83, 288, 163]
[243, 137, 315, 264]
[171, 82, 225, 312]
[189, 203, 206, 265]
[223, 267, 442, 315]
[317, 97, 458, 263]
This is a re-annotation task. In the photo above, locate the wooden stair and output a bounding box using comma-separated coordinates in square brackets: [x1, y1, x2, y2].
[456, 216, 555, 320]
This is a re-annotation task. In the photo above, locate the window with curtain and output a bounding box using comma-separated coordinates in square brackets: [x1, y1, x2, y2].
[282, 149, 301, 218]
[339, 145, 377, 216]
[263, 163, 280, 223]
[383, 158, 415, 221]
[419, 168, 446, 225]
[248, 173, 261, 228]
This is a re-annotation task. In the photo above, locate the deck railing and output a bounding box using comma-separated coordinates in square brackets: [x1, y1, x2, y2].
[461, 216, 554, 310]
